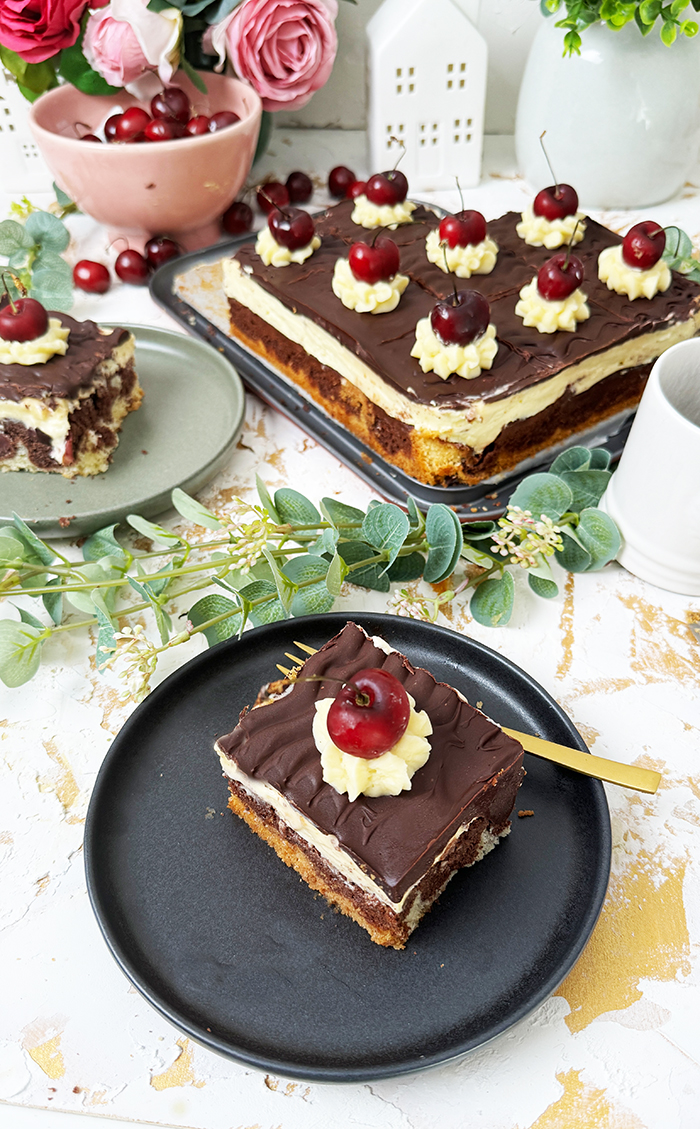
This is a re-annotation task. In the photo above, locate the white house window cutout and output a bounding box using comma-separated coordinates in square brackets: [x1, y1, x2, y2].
[0, 69, 54, 192]
[367, 0, 486, 191]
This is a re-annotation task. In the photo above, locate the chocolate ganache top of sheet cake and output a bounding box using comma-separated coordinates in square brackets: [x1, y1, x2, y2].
[0, 315, 129, 404]
[232, 204, 700, 412]
[217, 622, 524, 902]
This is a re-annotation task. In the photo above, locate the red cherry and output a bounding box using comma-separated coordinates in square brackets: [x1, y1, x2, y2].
[80, 133, 102, 143]
[365, 170, 409, 207]
[73, 260, 110, 294]
[286, 171, 313, 203]
[257, 182, 289, 214]
[438, 210, 487, 249]
[536, 252, 585, 301]
[430, 290, 491, 347]
[268, 207, 315, 251]
[621, 220, 665, 270]
[532, 184, 579, 221]
[114, 107, 151, 143]
[326, 668, 411, 759]
[348, 179, 367, 201]
[151, 87, 191, 124]
[185, 115, 210, 136]
[328, 165, 356, 198]
[209, 110, 240, 132]
[222, 200, 253, 235]
[0, 297, 48, 342]
[144, 117, 184, 142]
[348, 236, 400, 285]
[104, 114, 121, 142]
[115, 249, 151, 285]
[144, 236, 181, 270]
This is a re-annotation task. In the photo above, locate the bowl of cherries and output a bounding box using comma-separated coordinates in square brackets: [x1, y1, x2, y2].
[29, 71, 262, 251]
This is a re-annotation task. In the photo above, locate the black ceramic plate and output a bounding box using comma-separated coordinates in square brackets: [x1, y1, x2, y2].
[85, 613, 610, 1082]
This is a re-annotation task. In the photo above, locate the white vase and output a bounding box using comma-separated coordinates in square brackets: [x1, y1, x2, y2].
[515, 17, 700, 209]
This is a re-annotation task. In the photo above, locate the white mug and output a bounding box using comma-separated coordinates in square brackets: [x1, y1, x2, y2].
[600, 337, 700, 596]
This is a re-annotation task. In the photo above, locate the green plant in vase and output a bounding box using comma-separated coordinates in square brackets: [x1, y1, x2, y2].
[543, 0, 700, 53]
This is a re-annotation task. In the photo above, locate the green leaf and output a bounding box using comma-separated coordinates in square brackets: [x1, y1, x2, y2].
[325, 551, 348, 596]
[42, 578, 63, 626]
[92, 591, 116, 667]
[470, 572, 515, 627]
[282, 554, 329, 585]
[0, 532, 27, 566]
[83, 524, 128, 567]
[663, 226, 693, 261]
[189, 593, 242, 646]
[460, 542, 495, 569]
[274, 488, 321, 526]
[12, 514, 56, 566]
[588, 448, 611, 471]
[58, 36, 121, 95]
[640, 0, 662, 21]
[576, 508, 621, 570]
[171, 487, 223, 530]
[509, 472, 573, 522]
[423, 504, 463, 583]
[239, 579, 285, 626]
[556, 530, 592, 572]
[53, 184, 74, 210]
[320, 497, 365, 527]
[18, 59, 57, 95]
[127, 513, 183, 547]
[0, 45, 27, 81]
[256, 475, 280, 523]
[29, 268, 73, 312]
[0, 219, 35, 256]
[387, 552, 425, 582]
[406, 496, 425, 533]
[558, 469, 611, 511]
[66, 561, 118, 613]
[261, 546, 296, 612]
[360, 503, 410, 572]
[291, 581, 335, 617]
[178, 53, 208, 94]
[549, 446, 591, 475]
[16, 606, 44, 630]
[0, 620, 44, 687]
[338, 540, 390, 592]
[528, 574, 559, 599]
[25, 211, 70, 253]
[661, 19, 677, 44]
[461, 520, 497, 541]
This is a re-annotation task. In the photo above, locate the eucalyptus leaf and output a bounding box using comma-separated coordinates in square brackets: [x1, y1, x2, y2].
[53, 184, 74, 209]
[274, 488, 321, 526]
[0, 620, 44, 687]
[461, 520, 496, 541]
[338, 540, 390, 592]
[387, 552, 425, 582]
[83, 524, 128, 567]
[558, 469, 611, 511]
[587, 448, 612, 470]
[282, 554, 329, 585]
[307, 526, 339, 556]
[92, 591, 116, 666]
[29, 269, 73, 312]
[509, 472, 573, 521]
[529, 574, 559, 599]
[262, 546, 296, 612]
[549, 446, 591, 475]
[16, 606, 44, 629]
[556, 533, 592, 573]
[320, 497, 365, 526]
[0, 533, 27, 566]
[189, 593, 242, 645]
[239, 579, 285, 626]
[663, 225, 693, 261]
[423, 504, 462, 583]
[361, 504, 410, 572]
[256, 474, 281, 522]
[127, 513, 183, 547]
[576, 508, 621, 569]
[470, 572, 514, 627]
[325, 551, 348, 596]
[460, 542, 496, 569]
[12, 514, 56, 566]
[0, 220, 34, 256]
[406, 496, 426, 533]
[152, 603, 173, 646]
[25, 211, 70, 253]
[171, 487, 222, 530]
[65, 561, 117, 613]
[42, 578, 63, 626]
[291, 581, 334, 617]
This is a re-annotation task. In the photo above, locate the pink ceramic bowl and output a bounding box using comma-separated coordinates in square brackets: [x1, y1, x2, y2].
[29, 73, 262, 251]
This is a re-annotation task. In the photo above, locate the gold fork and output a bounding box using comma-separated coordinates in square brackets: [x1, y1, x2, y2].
[276, 642, 661, 795]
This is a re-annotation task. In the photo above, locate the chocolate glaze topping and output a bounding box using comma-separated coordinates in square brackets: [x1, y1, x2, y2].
[232, 206, 700, 411]
[217, 622, 524, 902]
[0, 314, 128, 404]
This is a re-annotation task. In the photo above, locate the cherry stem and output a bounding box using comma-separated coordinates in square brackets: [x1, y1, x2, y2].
[0, 271, 25, 314]
[539, 130, 562, 198]
[390, 136, 406, 170]
[455, 175, 464, 213]
[564, 220, 581, 271]
[106, 235, 129, 255]
[295, 673, 371, 707]
[370, 225, 388, 247]
[259, 187, 289, 219]
[440, 243, 459, 305]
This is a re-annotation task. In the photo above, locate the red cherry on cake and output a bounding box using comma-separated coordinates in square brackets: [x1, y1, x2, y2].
[144, 236, 181, 270]
[365, 170, 409, 207]
[257, 182, 289, 214]
[537, 252, 584, 301]
[104, 114, 122, 142]
[0, 297, 48, 342]
[114, 107, 151, 143]
[151, 87, 191, 124]
[348, 179, 367, 200]
[621, 221, 665, 270]
[430, 290, 490, 347]
[144, 117, 184, 142]
[438, 209, 487, 249]
[209, 110, 240, 131]
[326, 668, 411, 759]
[185, 115, 210, 136]
[73, 260, 110, 294]
[286, 171, 313, 203]
[328, 165, 356, 199]
[222, 200, 253, 235]
[533, 184, 579, 222]
[268, 207, 315, 251]
[348, 236, 400, 285]
[115, 249, 150, 285]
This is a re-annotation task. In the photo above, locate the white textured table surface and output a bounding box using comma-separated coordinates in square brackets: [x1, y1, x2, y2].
[1, 133, 700, 1129]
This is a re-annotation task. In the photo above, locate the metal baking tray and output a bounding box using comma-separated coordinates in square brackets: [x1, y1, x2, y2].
[150, 234, 633, 520]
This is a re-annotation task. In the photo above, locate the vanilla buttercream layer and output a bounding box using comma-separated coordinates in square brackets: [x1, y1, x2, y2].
[223, 258, 700, 451]
[0, 332, 134, 462]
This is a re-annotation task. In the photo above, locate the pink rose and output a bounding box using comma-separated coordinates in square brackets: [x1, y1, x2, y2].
[83, 0, 182, 93]
[83, 9, 149, 88]
[0, 0, 88, 64]
[207, 0, 338, 113]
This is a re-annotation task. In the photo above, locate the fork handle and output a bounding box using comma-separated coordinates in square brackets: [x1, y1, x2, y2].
[502, 728, 661, 794]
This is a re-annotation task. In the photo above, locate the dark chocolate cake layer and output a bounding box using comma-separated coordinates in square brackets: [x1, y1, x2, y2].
[0, 315, 128, 404]
[217, 622, 524, 902]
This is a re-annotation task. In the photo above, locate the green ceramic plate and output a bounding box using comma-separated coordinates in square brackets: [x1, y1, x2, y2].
[0, 325, 245, 539]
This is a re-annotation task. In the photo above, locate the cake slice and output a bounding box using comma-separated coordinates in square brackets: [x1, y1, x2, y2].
[215, 622, 525, 949]
[0, 314, 142, 477]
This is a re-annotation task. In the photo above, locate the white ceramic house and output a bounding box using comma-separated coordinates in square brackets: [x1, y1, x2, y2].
[366, 0, 487, 192]
[0, 68, 54, 193]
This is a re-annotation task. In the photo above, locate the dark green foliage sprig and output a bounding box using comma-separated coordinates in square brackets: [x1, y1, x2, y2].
[542, 0, 700, 53]
[0, 449, 620, 694]
[0, 209, 73, 311]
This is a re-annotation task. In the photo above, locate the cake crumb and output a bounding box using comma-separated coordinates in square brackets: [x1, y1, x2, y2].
[205, 807, 216, 819]
[58, 516, 71, 528]
[360, 453, 372, 464]
[476, 701, 483, 709]
[518, 809, 535, 818]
